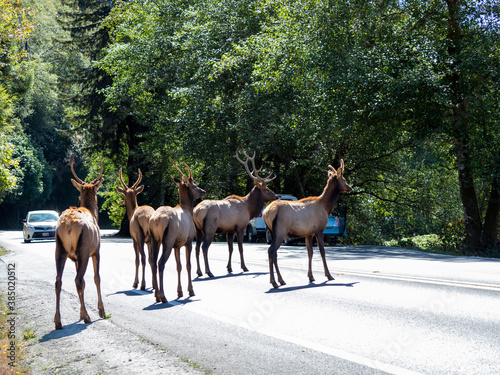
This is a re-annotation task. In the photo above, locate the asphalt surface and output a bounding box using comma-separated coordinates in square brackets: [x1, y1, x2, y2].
[1, 230, 499, 374]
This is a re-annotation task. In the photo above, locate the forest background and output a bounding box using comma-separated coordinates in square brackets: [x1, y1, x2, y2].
[0, 0, 499, 256]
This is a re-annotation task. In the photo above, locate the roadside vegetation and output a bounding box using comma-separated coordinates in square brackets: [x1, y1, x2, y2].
[0, 0, 498, 257]
[0, 293, 31, 375]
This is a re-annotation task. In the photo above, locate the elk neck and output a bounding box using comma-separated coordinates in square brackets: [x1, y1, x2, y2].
[79, 188, 100, 223]
[245, 185, 267, 219]
[178, 185, 195, 214]
[124, 193, 138, 221]
[318, 178, 341, 214]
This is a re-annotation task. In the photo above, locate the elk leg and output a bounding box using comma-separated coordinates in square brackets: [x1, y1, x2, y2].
[305, 235, 315, 282]
[202, 234, 215, 278]
[157, 241, 173, 303]
[139, 241, 147, 291]
[268, 236, 286, 287]
[226, 232, 234, 273]
[274, 256, 286, 286]
[174, 247, 183, 298]
[132, 238, 140, 289]
[185, 242, 195, 297]
[75, 256, 91, 323]
[54, 242, 68, 330]
[195, 227, 203, 277]
[236, 230, 249, 272]
[149, 236, 160, 300]
[317, 234, 334, 280]
[92, 251, 106, 319]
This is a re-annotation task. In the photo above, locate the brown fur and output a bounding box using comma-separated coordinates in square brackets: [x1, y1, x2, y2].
[54, 156, 105, 329]
[193, 151, 278, 277]
[116, 168, 155, 290]
[263, 160, 352, 288]
[148, 163, 206, 303]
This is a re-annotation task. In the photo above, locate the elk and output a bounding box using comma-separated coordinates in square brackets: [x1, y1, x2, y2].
[116, 168, 155, 290]
[54, 156, 105, 330]
[263, 160, 352, 288]
[149, 162, 206, 303]
[193, 151, 278, 278]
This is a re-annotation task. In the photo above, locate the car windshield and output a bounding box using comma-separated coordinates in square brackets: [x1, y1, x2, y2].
[28, 213, 58, 223]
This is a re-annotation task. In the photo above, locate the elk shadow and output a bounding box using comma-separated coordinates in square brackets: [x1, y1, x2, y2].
[143, 297, 198, 311]
[40, 321, 93, 342]
[265, 280, 360, 294]
[193, 271, 267, 282]
[106, 288, 154, 297]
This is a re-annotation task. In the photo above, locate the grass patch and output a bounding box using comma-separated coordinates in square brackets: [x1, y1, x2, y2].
[180, 358, 213, 374]
[383, 234, 500, 258]
[0, 245, 8, 257]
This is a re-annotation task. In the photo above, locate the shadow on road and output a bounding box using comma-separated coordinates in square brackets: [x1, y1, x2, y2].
[143, 297, 198, 311]
[265, 280, 360, 294]
[193, 271, 267, 282]
[106, 288, 154, 297]
[40, 321, 93, 342]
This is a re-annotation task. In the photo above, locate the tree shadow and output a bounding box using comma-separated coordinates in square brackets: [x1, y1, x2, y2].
[40, 320, 94, 342]
[265, 280, 360, 294]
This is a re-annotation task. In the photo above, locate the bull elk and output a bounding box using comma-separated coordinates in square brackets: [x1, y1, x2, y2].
[263, 160, 352, 288]
[116, 168, 155, 290]
[54, 156, 105, 329]
[193, 151, 278, 277]
[149, 162, 206, 303]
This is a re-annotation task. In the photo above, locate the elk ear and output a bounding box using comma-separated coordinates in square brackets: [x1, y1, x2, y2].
[136, 185, 145, 194]
[116, 186, 127, 195]
[71, 179, 83, 192]
[337, 160, 344, 178]
[172, 176, 182, 185]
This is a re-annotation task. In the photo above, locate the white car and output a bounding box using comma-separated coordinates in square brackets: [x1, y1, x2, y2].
[22, 210, 59, 243]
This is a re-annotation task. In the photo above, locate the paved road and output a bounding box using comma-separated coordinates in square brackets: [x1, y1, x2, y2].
[1, 230, 499, 374]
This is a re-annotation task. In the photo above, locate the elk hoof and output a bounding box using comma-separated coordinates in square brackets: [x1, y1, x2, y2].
[99, 308, 106, 319]
[309, 276, 315, 282]
[83, 316, 91, 324]
[178, 291, 183, 298]
[54, 321, 63, 330]
[227, 267, 233, 273]
[271, 281, 279, 288]
[196, 270, 202, 277]
[207, 272, 214, 278]
[326, 275, 334, 281]
[243, 267, 249, 272]
[133, 281, 138, 289]
[189, 290, 195, 297]
[140, 285, 146, 291]
[160, 296, 168, 304]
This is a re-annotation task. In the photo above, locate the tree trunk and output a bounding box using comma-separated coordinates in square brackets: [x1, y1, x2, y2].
[481, 177, 500, 249]
[445, 0, 484, 252]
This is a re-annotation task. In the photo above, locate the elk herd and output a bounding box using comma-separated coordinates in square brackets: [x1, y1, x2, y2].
[53, 151, 351, 329]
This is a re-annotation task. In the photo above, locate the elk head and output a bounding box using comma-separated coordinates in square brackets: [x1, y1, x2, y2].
[70, 155, 104, 220]
[172, 161, 206, 200]
[116, 168, 145, 209]
[327, 159, 352, 193]
[235, 150, 278, 202]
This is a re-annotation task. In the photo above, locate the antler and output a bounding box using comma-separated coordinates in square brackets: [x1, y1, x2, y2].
[70, 155, 103, 184]
[174, 161, 192, 181]
[119, 168, 143, 189]
[234, 151, 276, 184]
[70, 155, 85, 184]
[90, 155, 104, 184]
